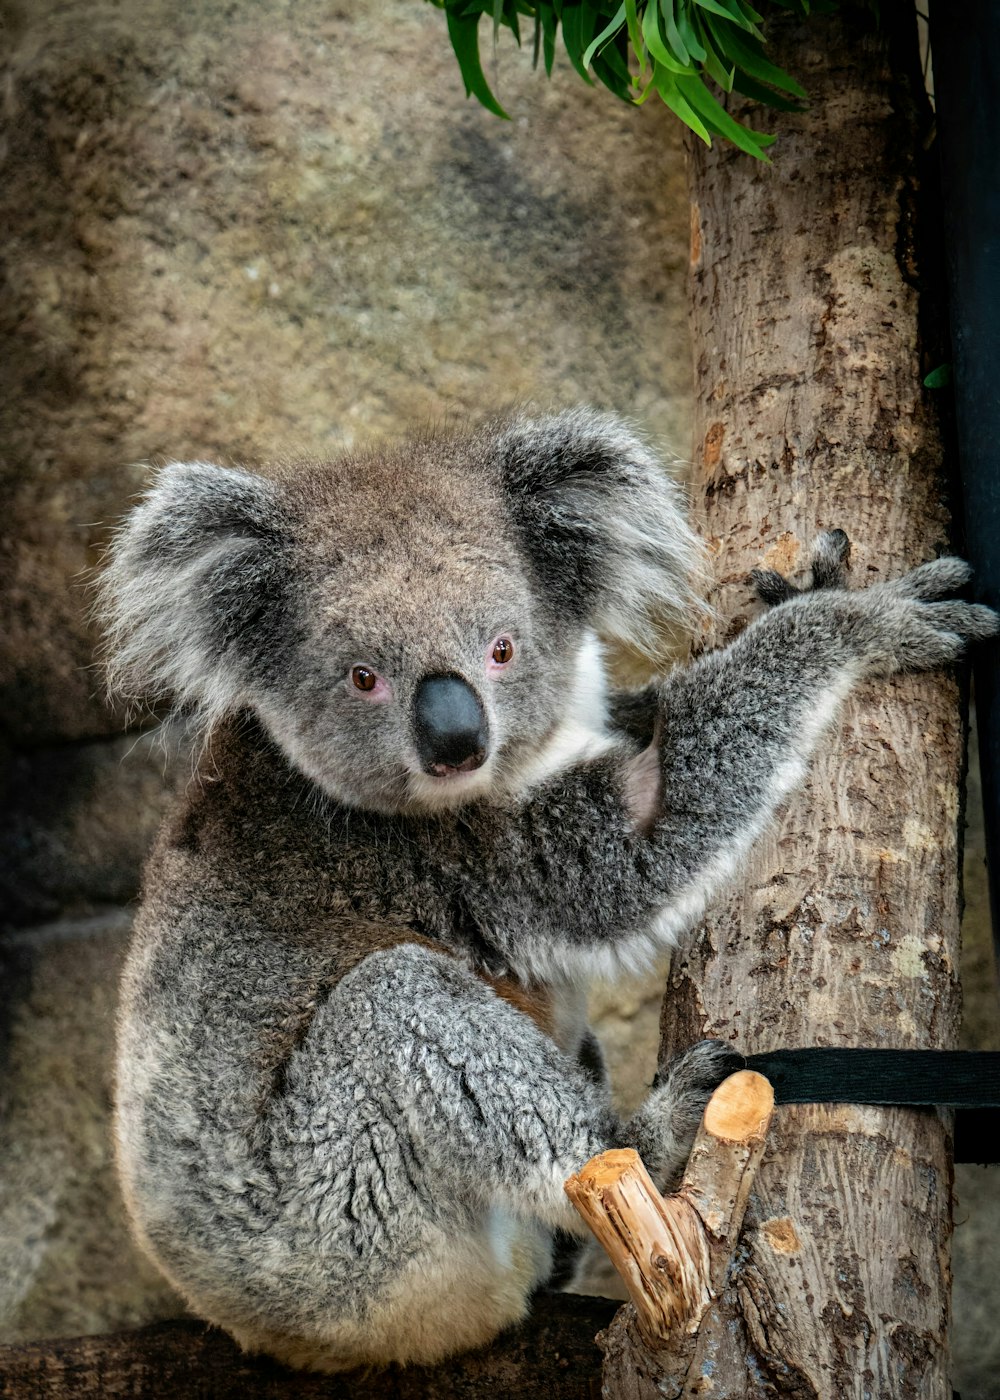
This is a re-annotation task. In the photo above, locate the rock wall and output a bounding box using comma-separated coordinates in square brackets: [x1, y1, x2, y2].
[0, 0, 692, 1344]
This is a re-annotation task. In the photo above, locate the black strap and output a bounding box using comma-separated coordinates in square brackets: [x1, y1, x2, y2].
[742, 1049, 1000, 1164]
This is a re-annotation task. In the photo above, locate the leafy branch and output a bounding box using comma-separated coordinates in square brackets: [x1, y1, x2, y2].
[426, 0, 831, 159]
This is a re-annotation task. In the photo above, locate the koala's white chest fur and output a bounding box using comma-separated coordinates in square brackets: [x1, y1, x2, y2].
[509, 631, 617, 793]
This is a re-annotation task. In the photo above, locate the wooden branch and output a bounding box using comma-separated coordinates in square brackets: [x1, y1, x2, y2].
[565, 1071, 773, 1358]
[0, 1294, 617, 1400]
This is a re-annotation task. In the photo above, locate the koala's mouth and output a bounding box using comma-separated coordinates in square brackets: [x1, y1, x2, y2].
[425, 751, 486, 778]
[405, 752, 495, 812]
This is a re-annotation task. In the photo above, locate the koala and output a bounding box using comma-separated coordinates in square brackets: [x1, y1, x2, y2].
[99, 408, 997, 1373]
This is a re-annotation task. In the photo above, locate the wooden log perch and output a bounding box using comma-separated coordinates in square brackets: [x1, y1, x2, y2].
[0, 1295, 619, 1400]
[565, 1070, 773, 1358]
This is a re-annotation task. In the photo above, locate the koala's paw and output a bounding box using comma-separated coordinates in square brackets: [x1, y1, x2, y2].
[628, 1039, 744, 1190]
[851, 557, 999, 677]
[751, 528, 851, 606]
[753, 535, 999, 678]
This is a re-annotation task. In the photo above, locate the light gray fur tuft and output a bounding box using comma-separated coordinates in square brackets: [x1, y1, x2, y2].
[98, 460, 286, 729]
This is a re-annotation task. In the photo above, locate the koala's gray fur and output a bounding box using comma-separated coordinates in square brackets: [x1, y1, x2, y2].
[100, 408, 997, 1372]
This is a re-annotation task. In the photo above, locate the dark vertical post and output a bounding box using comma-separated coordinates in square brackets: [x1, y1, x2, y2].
[930, 1, 1000, 952]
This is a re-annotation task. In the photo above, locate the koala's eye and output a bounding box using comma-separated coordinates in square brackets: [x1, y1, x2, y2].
[491, 637, 514, 666]
[351, 666, 378, 692]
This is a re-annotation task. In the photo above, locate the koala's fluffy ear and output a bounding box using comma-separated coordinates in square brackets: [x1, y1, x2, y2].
[98, 461, 290, 721]
[493, 408, 706, 655]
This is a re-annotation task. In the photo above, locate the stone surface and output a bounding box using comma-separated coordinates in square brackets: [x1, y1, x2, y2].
[0, 727, 191, 930]
[0, 0, 691, 745]
[0, 913, 186, 1341]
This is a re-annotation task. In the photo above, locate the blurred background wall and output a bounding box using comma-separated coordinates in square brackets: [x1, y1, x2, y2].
[0, 0, 692, 1343]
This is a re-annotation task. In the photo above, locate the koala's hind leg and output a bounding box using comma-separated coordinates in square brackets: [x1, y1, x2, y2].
[310, 943, 736, 1239]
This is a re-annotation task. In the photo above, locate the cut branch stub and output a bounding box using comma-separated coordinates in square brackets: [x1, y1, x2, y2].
[564, 1070, 774, 1350]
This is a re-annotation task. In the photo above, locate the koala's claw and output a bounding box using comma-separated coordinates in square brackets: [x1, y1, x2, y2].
[832, 558, 999, 676]
[656, 1038, 746, 1127]
[919, 601, 999, 640]
[751, 528, 851, 607]
[752, 541, 998, 673]
[662, 1037, 745, 1090]
[634, 1039, 745, 1191]
[880, 599, 1000, 674]
[750, 567, 798, 607]
[810, 528, 851, 590]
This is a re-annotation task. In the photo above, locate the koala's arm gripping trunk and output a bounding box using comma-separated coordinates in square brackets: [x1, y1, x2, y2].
[641, 599, 858, 942]
[470, 606, 842, 979]
[472, 562, 992, 981]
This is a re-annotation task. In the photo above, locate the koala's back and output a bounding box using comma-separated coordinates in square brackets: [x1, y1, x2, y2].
[118, 935, 557, 1370]
[115, 720, 590, 1369]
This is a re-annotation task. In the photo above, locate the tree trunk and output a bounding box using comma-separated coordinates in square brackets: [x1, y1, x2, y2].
[604, 5, 960, 1396]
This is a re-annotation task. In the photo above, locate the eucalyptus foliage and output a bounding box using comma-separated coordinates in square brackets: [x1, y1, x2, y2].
[426, 0, 833, 159]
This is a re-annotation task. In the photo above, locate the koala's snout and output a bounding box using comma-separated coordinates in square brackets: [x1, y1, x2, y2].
[413, 674, 488, 776]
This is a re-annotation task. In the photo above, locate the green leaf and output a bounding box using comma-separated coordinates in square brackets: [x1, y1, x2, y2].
[692, 0, 755, 32]
[676, 71, 775, 157]
[580, 4, 617, 74]
[699, 14, 736, 89]
[732, 69, 803, 111]
[712, 18, 808, 97]
[923, 364, 952, 389]
[659, 0, 691, 66]
[594, 34, 633, 97]
[561, 3, 596, 84]
[446, 9, 511, 117]
[675, 3, 707, 62]
[582, 2, 626, 70]
[540, 4, 557, 74]
[643, 2, 693, 73]
[652, 65, 713, 142]
[624, 0, 648, 78]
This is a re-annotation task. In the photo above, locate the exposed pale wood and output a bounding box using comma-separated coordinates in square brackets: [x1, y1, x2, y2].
[568, 1073, 772, 1393]
[702, 1069, 774, 1141]
[0, 1296, 615, 1399]
[569, 1073, 773, 1352]
[602, 4, 960, 1398]
[567, 1147, 713, 1345]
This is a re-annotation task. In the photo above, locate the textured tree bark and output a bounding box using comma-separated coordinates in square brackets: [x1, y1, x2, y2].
[605, 5, 959, 1397]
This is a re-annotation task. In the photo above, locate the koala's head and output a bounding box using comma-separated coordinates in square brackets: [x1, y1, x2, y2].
[100, 409, 703, 813]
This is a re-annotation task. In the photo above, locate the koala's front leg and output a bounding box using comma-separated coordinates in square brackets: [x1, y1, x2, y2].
[462, 538, 995, 981]
[645, 539, 998, 942]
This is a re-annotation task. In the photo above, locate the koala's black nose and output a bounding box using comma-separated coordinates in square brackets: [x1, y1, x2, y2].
[413, 674, 488, 775]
